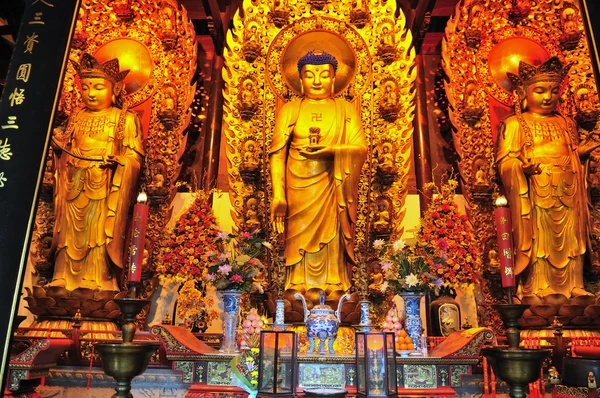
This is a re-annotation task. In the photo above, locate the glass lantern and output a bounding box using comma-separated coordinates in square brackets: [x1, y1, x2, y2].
[258, 330, 297, 398]
[356, 332, 398, 398]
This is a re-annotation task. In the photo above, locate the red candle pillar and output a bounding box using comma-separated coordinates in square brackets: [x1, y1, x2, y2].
[129, 192, 148, 284]
[494, 196, 516, 302]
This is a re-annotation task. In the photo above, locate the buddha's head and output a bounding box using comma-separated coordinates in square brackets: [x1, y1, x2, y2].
[297, 49, 338, 100]
[507, 56, 571, 116]
[74, 53, 130, 111]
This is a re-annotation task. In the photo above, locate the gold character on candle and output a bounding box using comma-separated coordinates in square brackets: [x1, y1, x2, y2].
[49, 53, 145, 291]
[269, 49, 367, 293]
[497, 56, 599, 298]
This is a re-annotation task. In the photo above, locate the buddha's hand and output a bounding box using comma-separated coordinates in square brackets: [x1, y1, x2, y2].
[299, 145, 335, 159]
[100, 154, 124, 168]
[271, 198, 287, 234]
[521, 159, 541, 175]
[578, 138, 600, 158]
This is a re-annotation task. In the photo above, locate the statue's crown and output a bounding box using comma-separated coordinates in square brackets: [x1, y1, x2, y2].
[297, 49, 338, 75]
[506, 56, 571, 88]
[73, 53, 129, 84]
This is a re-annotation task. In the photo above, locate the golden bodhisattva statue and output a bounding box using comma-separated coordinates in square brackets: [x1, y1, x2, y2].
[49, 53, 145, 291]
[269, 50, 367, 293]
[497, 56, 599, 298]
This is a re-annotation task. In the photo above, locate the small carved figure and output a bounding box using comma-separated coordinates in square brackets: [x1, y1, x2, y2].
[373, 199, 391, 235]
[243, 25, 262, 62]
[377, 25, 397, 64]
[548, 366, 561, 385]
[158, 86, 178, 129]
[245, 197, 261, 231]
[560, 6, 581, 50]
[159, 4, 178, 48]
[377, 143, 397, 183]
[462, 82, 484, 126]
[589, 372, 597, 389]
[238, 79, 259, 120]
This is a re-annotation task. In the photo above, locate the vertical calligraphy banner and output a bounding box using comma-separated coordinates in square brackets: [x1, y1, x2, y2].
[0, 0, 80, 387]
[581, 0, 600, 87]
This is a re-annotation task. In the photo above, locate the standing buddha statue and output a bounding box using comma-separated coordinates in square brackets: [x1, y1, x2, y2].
[269, 49, 367, 294]
[49, 53, 145, 291]
[497, 56, 599, 298]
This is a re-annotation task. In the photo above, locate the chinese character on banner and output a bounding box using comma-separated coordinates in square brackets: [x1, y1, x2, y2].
[504, 267, 514, 277]
[502, 248, 512, 259]
[501, 232, 510, 241]
[24, 33, 39, 54]
[8, 88, 26, 107]
[0, 172, 7, 188]
[0, 139, 13, 161]
[1, 117, 18, 130]
[33, 0, 54, 6]
[500, 216, 508, 224]
[16, 64, 32, 82]
[29, 12, 44, 25]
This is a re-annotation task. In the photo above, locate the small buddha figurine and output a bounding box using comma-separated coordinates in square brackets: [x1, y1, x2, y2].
[245, 197, 261, 231]
[49, 53, 145, 291]
[269, 49, 367, 293]
[373, 199, 391, 234]
[497, 56, 600, 298]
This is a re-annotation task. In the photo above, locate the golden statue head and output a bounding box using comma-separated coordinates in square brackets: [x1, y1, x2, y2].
[506, 56, 571, 115]
[297, 50, 338, 100]
[73, 53, 130, 110]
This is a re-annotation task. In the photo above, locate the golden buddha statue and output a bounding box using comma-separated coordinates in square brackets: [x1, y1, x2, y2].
[49, 53, 145, 291]
[269, 49, 367, 293]
[497, 56, 599, 298]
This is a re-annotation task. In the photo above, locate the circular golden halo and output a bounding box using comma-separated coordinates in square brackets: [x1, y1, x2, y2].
[93, 38, 154, 105]
[280, 30, 357, 97]
[475, 27, 561, 106]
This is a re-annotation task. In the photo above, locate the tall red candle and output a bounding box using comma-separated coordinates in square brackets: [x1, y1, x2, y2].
[129, 192, 148, 283]
[494, 196, 516, 288]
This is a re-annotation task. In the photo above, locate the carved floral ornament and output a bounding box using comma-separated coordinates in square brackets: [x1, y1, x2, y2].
[222, 0, 417, 293]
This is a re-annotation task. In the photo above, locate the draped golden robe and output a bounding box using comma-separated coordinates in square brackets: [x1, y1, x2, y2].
[270, 98, 367, 291]
[52, 107, 144, 291]
[497, 113, 588, 298]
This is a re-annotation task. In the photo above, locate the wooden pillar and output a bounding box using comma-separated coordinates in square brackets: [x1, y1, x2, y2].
[413, 53, 433, 215]
[202, 54, 225, 191]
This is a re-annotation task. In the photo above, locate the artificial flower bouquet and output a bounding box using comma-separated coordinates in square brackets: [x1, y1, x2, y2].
[204, 230, 266, 292]
[374, 238, 443, 294]
[230, 348, 260, 397]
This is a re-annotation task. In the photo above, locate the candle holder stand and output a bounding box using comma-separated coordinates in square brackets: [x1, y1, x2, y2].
[95, 295, 158, 398]
[482, 304, 550, 398]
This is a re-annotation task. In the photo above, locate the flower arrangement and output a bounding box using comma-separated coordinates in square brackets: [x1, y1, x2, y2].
[230, 348, 260, 397]
[374, 238, 443, 294]
[157, 192, 222, 330]
[158, 193, 221, 281]
[175, 279, 219, 330]
[415, 178, 482, 286]
[204, 230, 267, 292]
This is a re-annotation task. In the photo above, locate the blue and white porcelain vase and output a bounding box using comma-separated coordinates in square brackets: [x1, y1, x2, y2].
[399, 292, 424, 351]
[219, 290, 242, 353]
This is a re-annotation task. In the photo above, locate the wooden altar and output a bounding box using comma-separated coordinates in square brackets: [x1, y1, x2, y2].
[151, 325, 495, 397]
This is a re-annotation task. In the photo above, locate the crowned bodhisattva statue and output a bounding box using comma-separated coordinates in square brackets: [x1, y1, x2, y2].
[269, 50, 367, 294]
[497, 56, 600, 298]
[49, 53, 145, 291]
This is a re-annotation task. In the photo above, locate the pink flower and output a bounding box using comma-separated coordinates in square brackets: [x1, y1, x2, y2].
[381, 261, 392, 273]
[230, 274, 243, 283]
[239, 232, 252, 239]
[218, 231, 230, 239]
[218, 264, 232, 275]
[205, 273, 216, 280]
